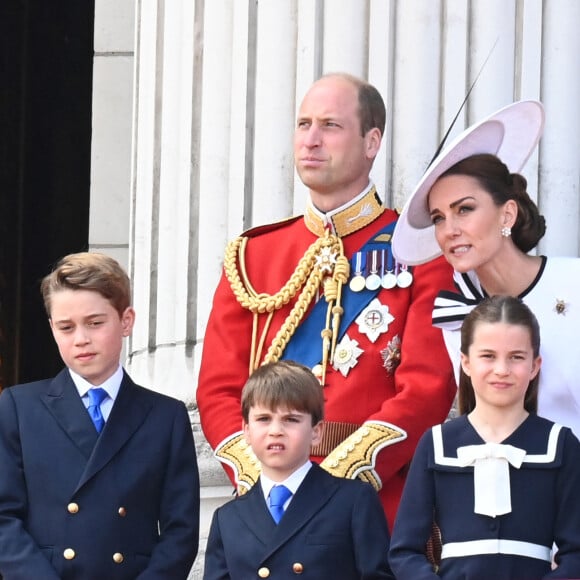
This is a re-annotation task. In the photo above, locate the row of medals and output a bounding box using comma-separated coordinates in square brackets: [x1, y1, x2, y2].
[348, 249, 413, 292]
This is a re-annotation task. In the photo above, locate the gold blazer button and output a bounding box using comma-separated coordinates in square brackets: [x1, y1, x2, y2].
[258, 567, 270, 578]
[292, 562, 304, 574]
[113, 552, 124, 564]
[118, 506, 127, 517]
[63, 548, 75, 560]
[67, 503, 79, 514]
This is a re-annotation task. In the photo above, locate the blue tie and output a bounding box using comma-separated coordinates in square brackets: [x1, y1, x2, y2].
[87, 388, 108, 433]
[268, 485, 292, 524]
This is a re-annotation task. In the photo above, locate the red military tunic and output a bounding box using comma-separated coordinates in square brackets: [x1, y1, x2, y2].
[197, 187, 456, 529]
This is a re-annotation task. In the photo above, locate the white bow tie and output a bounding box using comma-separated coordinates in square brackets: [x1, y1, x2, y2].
[457, 443, 526, 518]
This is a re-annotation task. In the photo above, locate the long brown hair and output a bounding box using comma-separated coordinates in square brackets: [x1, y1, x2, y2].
[459, 295, 540, 414]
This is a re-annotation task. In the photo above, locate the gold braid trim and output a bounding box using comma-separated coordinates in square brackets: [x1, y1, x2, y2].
[323, 254, 350, 363]
[263, 270, 324, 363]
[319, 421, 408, 490]
[223, 230, 349, 380]
[214, 432, 261, 495]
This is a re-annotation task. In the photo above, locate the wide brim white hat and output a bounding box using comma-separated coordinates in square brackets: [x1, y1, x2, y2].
[391, 100, 545, 265]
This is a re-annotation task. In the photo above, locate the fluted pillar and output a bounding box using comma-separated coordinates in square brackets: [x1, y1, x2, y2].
[127, 1, 233, 576]
[538, 0, 580, 255]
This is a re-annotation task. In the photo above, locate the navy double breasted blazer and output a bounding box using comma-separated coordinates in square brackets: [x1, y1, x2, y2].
[203, 463, 393, 579]
[0, 368, 200, 580]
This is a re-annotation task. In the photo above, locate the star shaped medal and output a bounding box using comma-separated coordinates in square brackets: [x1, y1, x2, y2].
[355, 298, 395, 343]
[332, 334, 363, 377]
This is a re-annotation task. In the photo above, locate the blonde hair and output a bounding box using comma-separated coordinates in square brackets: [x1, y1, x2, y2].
[41, 252, 131, 317]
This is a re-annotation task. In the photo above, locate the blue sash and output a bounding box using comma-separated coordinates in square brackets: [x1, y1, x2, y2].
[282, 221, 397, 367]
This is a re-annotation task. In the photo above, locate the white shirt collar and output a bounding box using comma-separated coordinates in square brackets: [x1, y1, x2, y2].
[260, 460, 313, 501]
[69, 365, 124, 401]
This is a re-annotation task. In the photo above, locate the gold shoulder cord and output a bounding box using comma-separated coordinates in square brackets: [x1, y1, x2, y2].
[223, 229, 350, 383]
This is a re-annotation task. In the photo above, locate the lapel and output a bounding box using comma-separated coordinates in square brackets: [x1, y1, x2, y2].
[259, 464, 340, 560]
[42, 368, 99, 459]
[235, 483, 279, 546]
[74, 372, 153, 492]
[272, 464, 339, 534]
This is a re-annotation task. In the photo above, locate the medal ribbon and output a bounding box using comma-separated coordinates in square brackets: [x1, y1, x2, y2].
[282, 221, 396, 368]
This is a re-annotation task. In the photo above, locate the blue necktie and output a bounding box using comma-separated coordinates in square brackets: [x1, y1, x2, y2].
[268, 485, 292, 524]
[87, 388, 108, 433]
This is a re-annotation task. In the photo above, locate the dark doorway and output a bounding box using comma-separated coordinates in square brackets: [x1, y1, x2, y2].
[0, 0, 94, 388]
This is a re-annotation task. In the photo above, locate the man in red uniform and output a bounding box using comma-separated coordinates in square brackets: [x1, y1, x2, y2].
[197, 73, 456, 530]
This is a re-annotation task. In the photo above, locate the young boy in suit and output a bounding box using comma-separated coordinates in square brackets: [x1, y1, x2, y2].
[0, 252, 200, 580]
[203, 360, 393, 579]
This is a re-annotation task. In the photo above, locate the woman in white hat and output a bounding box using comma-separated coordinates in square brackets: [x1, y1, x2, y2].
[391, 100, 580, 440]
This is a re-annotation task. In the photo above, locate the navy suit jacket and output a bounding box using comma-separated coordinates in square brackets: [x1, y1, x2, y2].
[0, 368, 200, 580]
[203, 463, 393, 579]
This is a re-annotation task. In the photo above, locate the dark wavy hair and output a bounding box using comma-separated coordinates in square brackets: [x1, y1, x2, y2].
[441, 153, 546, 252]
[459, 295, 541, 414]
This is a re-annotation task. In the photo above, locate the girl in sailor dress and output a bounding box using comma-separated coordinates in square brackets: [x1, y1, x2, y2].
[388, 295, 580, 579]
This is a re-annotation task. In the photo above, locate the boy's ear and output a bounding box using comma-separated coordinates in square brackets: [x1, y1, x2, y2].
[121, 307, 136, 337]
[242, 420, 250, 443]
[311, 421, 324, 446]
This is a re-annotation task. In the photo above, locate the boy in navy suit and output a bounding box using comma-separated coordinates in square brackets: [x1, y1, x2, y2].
[0, 252, 200, 579]
[203, 360, 393, 579]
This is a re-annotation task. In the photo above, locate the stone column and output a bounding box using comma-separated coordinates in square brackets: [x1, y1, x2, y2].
[126, 1, 234, 576]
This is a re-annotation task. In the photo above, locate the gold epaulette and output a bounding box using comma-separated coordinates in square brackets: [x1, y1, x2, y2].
[320, 421, 407, 490]
[214, 432, 261, 494]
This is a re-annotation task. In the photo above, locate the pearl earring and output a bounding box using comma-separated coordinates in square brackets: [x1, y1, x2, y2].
[501, 226, 511, 237]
